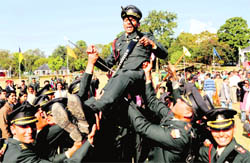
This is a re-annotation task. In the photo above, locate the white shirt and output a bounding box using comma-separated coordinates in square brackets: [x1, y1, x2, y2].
[54, 90, 68, 98]
[229, 75, 240, 87]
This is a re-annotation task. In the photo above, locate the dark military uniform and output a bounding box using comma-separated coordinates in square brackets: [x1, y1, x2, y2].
[199, 138, 250, 162]
[77, 72, 130, 162]
[35, 125, 73, 161]
[127, 82, 196, 163]
[3, 137, 93, 163]
[84, 5, 167, 113]
[85, 31, 168, 112]
[2, 102, 93, 163]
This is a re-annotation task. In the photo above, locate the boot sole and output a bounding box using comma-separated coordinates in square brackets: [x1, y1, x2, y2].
[52, 102, 82, 142]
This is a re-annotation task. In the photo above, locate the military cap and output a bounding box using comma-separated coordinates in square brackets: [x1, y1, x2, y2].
[206, 108, 237, 131]
[121, 5, 142, 21]
[41, 97, 67, 115]
[8, 101, 37, 126]
[68, 79, 80, 94]
[36, 84, 54, 97]
[180, 83, 210, 119]
[32, 95, 50, 108]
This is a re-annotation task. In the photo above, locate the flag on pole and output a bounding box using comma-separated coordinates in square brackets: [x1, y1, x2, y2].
[18, 47, 24, 63]
[18, 48, 25, 71]
[183, 46, 191, 57]
[213, 47, 222, 60]
[66, 46, 77, 59]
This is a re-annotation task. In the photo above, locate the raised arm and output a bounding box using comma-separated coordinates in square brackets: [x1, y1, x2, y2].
[142, 60, 171, 118]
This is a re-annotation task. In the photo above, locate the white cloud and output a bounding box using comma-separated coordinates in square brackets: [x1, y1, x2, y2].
[189, 19, 217, 34]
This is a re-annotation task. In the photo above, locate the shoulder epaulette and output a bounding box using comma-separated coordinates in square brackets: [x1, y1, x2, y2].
[19, 143, 28, 150]
[235, 145, 248, 154]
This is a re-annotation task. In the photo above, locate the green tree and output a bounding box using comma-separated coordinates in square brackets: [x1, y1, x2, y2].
[48, 56, 64, 71]
[51, 46, 67, 60]
[169, 31, 233, 65]
[99, 43, 112, 60]
[140, 10, 177, 66]
[33, 58, 49, 71]
[50, 46, 67, 70]
[168, 32, 198, 64]
[0, 50, 12, 70]
[217, 17, 250, 63]
[23, 49, 46, 72]
[140, 10, 177, 49]
[71, 40, 88, 71]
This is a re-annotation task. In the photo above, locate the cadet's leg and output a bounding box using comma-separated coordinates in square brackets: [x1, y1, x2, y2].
[52, 102, 83, 142]
[84, 70, 144, 112]
[67, 94, 89, 134]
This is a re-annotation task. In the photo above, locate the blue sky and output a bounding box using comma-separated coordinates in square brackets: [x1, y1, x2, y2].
[0, 0, 249, 56]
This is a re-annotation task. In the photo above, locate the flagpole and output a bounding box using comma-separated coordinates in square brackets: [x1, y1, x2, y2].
[19, 59, 21, 81]
[184, 55, 186, 81]
[67, 54, 69, 76]
[213, 51, 214, 71]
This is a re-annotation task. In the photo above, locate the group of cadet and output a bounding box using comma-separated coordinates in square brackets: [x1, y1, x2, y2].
[0, 4, 250, 163]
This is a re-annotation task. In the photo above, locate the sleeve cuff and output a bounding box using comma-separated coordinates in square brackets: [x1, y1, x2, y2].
[152, 44, 157, 49]
[65, 151, 70, 158]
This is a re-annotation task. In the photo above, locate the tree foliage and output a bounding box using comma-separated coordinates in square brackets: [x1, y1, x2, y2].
[24, 49, 46, 72]
[168, 31, 233, 65]
[140, 10, 177, 49]
[48, 56, 64, 71]
[140, 10, 177, 66]
[217, 17, 250, 62]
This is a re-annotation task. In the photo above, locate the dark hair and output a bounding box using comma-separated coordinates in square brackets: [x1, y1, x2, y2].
[6, 90, 16, 98]
[28, 85, 34, 89]
[0, 89, 6, 94]
[159, 86, 166, 91]
[19, 91, 27, 98]
[44, 80, 50, 84]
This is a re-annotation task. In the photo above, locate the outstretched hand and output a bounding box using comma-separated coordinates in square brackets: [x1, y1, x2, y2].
[86, 45, 99, 73]
[167, 62, 177, 80]
[88, 112, 102, 145]
[86, 45, 99, 64]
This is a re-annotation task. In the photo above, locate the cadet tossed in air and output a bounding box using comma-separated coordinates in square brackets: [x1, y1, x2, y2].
[84, 5, 168, 114]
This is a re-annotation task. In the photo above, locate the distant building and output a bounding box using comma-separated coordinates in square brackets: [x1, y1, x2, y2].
[34, 64, 69, 76]
[0, 66, 9, 77]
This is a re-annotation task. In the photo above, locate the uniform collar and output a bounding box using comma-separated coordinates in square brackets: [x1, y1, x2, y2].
[214, 138, 236, 162]
[123, 31, 140, 41]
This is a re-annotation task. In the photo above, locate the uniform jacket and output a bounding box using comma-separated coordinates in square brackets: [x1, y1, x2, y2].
[199, 138, 250, 163]
[2, 138, 93, 163]
[35, 125, 72, 161]
[128, 82, 195, 163]
[97, 31, 167, 71]
[0, 102, 13, 138]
